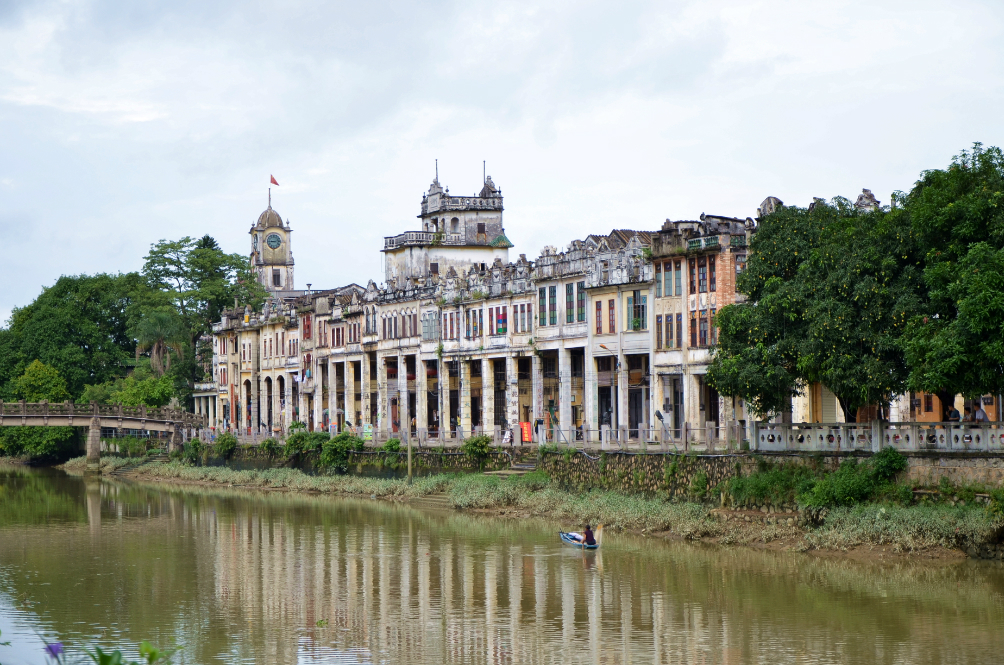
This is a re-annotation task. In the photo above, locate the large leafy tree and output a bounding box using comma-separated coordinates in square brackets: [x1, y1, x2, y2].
[140, 234, 265, 346]
[796, 203, 924, 418]
[902, 144, 1004, 405]
[708, 199, 924, 421]
[136, 235, 265, 407]
[0, 273, 139, 398]
[0, 361, 76, 459]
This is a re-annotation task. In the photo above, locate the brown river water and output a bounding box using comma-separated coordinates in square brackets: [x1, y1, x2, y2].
[1, 467, 1003, 664]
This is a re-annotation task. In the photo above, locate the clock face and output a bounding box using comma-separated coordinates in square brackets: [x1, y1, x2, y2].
[266, 233, 282, 249]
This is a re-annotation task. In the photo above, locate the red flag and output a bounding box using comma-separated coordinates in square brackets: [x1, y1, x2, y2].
[270, 175, 279, 186]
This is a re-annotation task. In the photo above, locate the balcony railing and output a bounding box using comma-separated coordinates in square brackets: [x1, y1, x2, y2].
[383, 232, 463, 249]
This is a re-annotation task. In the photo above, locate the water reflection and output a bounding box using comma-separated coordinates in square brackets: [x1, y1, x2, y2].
[1, 469, 1003, 664]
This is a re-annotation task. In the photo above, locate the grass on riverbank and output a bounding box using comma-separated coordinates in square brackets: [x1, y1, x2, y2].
[62, 456, 134, 474]
[60, 456, 1004, 555]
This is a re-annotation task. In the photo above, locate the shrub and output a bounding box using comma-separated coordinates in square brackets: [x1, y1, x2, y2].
[461, 435, 492, 465]
[320, 432, 365, 472]
[725, 461, 816, 507]
[259, 438, 280, 456]
[689, 470, 708, 499]
[215, 432, 238, 459]
[871, 446, 908, 482]
[182, 438, 204, 465]
[117, 436, 150, 458]
[382, 438, 401, 453]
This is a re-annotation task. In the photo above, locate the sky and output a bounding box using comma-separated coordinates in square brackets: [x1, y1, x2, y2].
[1, 0, 1003, 323]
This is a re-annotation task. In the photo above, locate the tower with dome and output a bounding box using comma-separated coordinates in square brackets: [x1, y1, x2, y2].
[250, 203, 295, 293]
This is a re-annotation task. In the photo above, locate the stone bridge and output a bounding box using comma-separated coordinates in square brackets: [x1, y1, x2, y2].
[0, 400, 207, 470]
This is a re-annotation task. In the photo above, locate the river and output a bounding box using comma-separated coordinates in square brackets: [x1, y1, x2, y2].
[1, 467, 1003, 664]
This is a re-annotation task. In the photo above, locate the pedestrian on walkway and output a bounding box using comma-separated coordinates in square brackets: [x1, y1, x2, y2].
[974, 401, 990, 423]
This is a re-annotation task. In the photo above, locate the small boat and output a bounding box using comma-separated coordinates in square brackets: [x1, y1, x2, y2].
[559, 525, 602, 549]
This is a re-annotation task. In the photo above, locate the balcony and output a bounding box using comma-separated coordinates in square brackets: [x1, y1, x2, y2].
[730, 234, 747, 247]
[383, 232, 462, 250]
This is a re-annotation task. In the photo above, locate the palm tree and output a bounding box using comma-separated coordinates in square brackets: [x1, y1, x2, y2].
[134, 311, 186, 376]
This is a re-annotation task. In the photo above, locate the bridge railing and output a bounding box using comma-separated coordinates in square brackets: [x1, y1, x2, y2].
[0, 400, 207, 426]
[753, 421, 1004, 453]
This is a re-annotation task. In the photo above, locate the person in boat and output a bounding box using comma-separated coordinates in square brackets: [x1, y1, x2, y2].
[569, 525, 596, 546]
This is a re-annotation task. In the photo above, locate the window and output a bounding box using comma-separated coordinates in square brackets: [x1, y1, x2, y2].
[676, 313, 682, 348]
[710, 256, 717, 292]
[735, 255, 746, 292]
[490, 307, 496, 335]
[698, 257, 708, 293]
[690, 312, 697, 348]
[596, 301, 603, 334]
[675, 260, 682, 296]
[549, 286, 557, 325]
[450, 217, 459, 233]
[689, 259, 697, 294]
[577, 282, 586, 321]
[430, 262, 439, 275]
[566, 284, 574, 323]
[711, 307, 717, 345]
[539, 288, 547, 326]
[924, 393, 933, 412]
[666, 313, 673, 348]
[477, 222, 486, 235]
[656, 315, 663, 349]
[272, 269, 281, 287]
[699, 310, 708, 347]
[655, 263, 662, 297]
[303, 314, 312, 339]
[627, 290, 646, 330]
[498, 306, 507, 333]
[608, 299, 615, 334]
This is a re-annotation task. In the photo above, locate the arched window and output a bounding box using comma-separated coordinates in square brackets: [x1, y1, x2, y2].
[450, 217, 459, 234]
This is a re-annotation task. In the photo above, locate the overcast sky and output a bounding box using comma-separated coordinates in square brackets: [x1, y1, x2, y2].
[2, 0, 1002, 323]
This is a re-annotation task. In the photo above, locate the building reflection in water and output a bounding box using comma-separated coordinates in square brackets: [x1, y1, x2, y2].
[3, 475, 1004, 665]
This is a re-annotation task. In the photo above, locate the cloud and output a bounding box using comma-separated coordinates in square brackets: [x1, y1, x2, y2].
[1, 0, 1003, 315]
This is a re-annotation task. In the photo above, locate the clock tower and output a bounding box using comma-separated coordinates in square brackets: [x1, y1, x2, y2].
[250, 204, 295, 293]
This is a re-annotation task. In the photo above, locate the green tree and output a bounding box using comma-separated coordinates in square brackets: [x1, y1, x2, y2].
[0, 274, 139, 398]
[0, 362, 77, 459]
[13, 359, 71, 402]
[902, 143, 1004, 404]
[708, 199, 924, 420]
[132, 311, 187, 376]
[707, 202, 827, 418]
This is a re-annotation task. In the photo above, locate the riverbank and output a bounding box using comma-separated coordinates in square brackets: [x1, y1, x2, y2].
[60, 456, 1003, 561]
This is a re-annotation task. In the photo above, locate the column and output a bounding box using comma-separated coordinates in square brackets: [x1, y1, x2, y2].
[398, 353, 409, 439]
[506, 356, 519, 434]
[438, 360, 448, 441]
[251, 374, 260, 435]
[327, 359, 336, 434]
[532, 353, 543, 423]
[345, 359, 356, 430]
[87, 417, 101, 469]
[460, 359, 472, 438]
[482, 357, 495, 437]
[377, 352, 389, 436]
[585, 352, 597, 444]
[617, 350, 629, 438]
[210, 395, 217, 430]
[417, 359, 429, 437]
[558, 347, 572, 444]
[362, 353, 372, 428]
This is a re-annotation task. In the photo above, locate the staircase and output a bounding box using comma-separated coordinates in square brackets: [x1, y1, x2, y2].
[485, 458, 537, 476]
